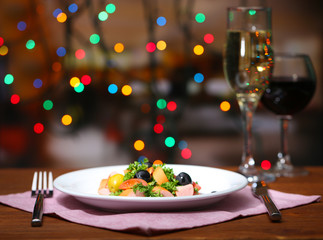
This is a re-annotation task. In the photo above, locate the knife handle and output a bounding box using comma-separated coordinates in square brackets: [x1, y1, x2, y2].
[31, 193, 44, 227]
[261, 194, 282, 221]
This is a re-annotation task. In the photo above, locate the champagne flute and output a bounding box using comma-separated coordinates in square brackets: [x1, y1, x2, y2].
[223, 7, 275, 182]
[261, 53, 316, 177]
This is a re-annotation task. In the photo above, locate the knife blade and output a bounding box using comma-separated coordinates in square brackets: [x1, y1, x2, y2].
[252, 181, 282, 221]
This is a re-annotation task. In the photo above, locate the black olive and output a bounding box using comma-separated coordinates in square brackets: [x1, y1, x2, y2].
[176, 172, 192, 185]
[135, 170, 151, 182]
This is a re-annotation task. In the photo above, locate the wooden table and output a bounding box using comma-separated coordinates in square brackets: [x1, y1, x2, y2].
[0, 167, 322, 239]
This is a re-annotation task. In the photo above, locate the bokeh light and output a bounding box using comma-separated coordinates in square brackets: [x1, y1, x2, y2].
[43, 100, 53, 110]
[194, 73, 204, 83]
[195, 13, 206, 23]
[156, 40, 166, 51]
[33, 79, 43, 88]
[220, 101, 231, 112]
[98, 11, 108, 21]
[81, 75, 91, 85]
[249, 9, 257, 16]
[178, 140, 188, 150]
[68, 3, 78, 13]
[146, 42, 156, 53]
[108, 84, 118, 94]
[204, 33, 214, 44]
[17, 21, 27, 31]
[156, 99, 167, 109]
[34, 123, 44, 134]
[156, 115, 166, 124]
[0, 37, 3, 46]
[121, 85, 132, 96]
[181, 148, 192, 159]
[193, 45, 204, 55]
[140, 103, 151, 113]
[10, 94, 20, 104]
[156, 16, 166, 26]
[53, 8, 62, 18]
[75, 49, 85, 59]
[89, 34, 100, 44]
[114, 43, 124, 53]
[4, 74, 14, 85]
[56, 47, 66, 57]
[74, 82, 84, 93]
[57, 12, 67, 23]
[153, 123, 164, 134]
[70, 77, 80, 87]
[0, 45, 8, 56]
[167, 101, 177, 111]
[261, 160, 271, 170]
[165, 136, 175, 147]
[134, 140, 145, 151]
[62, 114, 72, 126]
[26, 40, 35, 50]
[106, 3, 116, 14]
[52, 62, 62, 72]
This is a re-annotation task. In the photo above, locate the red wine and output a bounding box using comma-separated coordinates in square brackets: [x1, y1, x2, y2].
[261, 77, 315, 115]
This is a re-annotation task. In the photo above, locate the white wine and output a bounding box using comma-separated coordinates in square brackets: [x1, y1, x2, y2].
[223, 30, 274, 100]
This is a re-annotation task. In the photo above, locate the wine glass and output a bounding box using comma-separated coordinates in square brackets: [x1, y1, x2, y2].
[261, 53, 316, 177]
[223, 7, 275, 182]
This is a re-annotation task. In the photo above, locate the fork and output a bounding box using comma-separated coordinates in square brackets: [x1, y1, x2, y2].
[31, 171, 53, 227]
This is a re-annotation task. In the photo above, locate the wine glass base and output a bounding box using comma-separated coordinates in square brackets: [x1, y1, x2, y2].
[272, 166, 308, 177]
[238, 167, 276, 183]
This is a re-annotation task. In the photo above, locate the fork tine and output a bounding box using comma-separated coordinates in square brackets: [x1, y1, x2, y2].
[48, 172, 53, 196]
[31, 172, 38, 196]
[43, 171, 47, 194]
[38, 171, 42, 192]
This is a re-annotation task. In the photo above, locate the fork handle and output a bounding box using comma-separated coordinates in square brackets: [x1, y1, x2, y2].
[260, 194, 282, 221]
[31, 193, 44, 227]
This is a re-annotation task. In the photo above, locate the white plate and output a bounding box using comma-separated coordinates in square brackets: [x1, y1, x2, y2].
[54, 164, 248, 212]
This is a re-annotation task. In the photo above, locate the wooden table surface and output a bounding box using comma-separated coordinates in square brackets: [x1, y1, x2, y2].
[0, 167, 322, 239]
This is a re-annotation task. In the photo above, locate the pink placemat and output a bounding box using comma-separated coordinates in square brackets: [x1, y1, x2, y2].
[0, 186, 320, 235]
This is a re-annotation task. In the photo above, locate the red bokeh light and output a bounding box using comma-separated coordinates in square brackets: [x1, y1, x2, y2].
[153, 123, 164, 134]
[167, 101, 177, 111]
[81, 75, 91, 85]
[34, 123, 44, 134]
[75, 49, 86, 59]
[204, 33, 214, 44]
[261, 160, 271, 170]
[10, 94, 20, 104]
[0, 37, 4, 46]
[181, 148, 192, 159]
[146, 42, 156, 53]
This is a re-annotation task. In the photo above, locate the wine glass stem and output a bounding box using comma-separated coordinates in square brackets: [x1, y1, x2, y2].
[279, 116, 292, 166]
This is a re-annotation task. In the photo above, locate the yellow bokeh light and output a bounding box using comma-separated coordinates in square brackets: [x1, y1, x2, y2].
[57, 12, 67, 23]
[114, 43, 124, 53]
[134, 140, 145, 151]
[61, 114, 72, 126]
[70, 77, 80, 87]
[220, 101, 231, 112]
[156, 40, 167, 51]
[0, 45, 9, 56]
[121, 85, 132, 96]
[193, 45, 204, 55]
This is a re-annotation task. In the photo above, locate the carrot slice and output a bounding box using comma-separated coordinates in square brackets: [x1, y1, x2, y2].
[152, 166, 169, 185]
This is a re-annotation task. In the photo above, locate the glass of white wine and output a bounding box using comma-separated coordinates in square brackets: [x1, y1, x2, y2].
[223, 7, 275, 182]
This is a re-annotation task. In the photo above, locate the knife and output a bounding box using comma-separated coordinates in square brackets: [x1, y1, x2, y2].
[251, 181, 282, 221]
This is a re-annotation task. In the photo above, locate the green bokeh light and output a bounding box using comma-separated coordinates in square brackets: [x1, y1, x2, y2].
[249, 9, 256, 15]
[98, 11, 108, 21]
[74, 83, 84, 93]
[156, 99, 167, 109]
[106, 3, 116, 14]
[4, 74, 14, 85]
[90, 34, 100, 44]
[165, 137, 175, 148]
[195, 13, 205, 23]
[43, 100, 53, 110]
[26, 39, 35, 49]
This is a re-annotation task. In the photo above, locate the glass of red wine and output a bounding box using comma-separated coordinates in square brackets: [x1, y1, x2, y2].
[261, 53, 316, 177]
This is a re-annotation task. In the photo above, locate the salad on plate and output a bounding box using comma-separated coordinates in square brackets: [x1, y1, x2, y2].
[98, 159, 201, 197]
